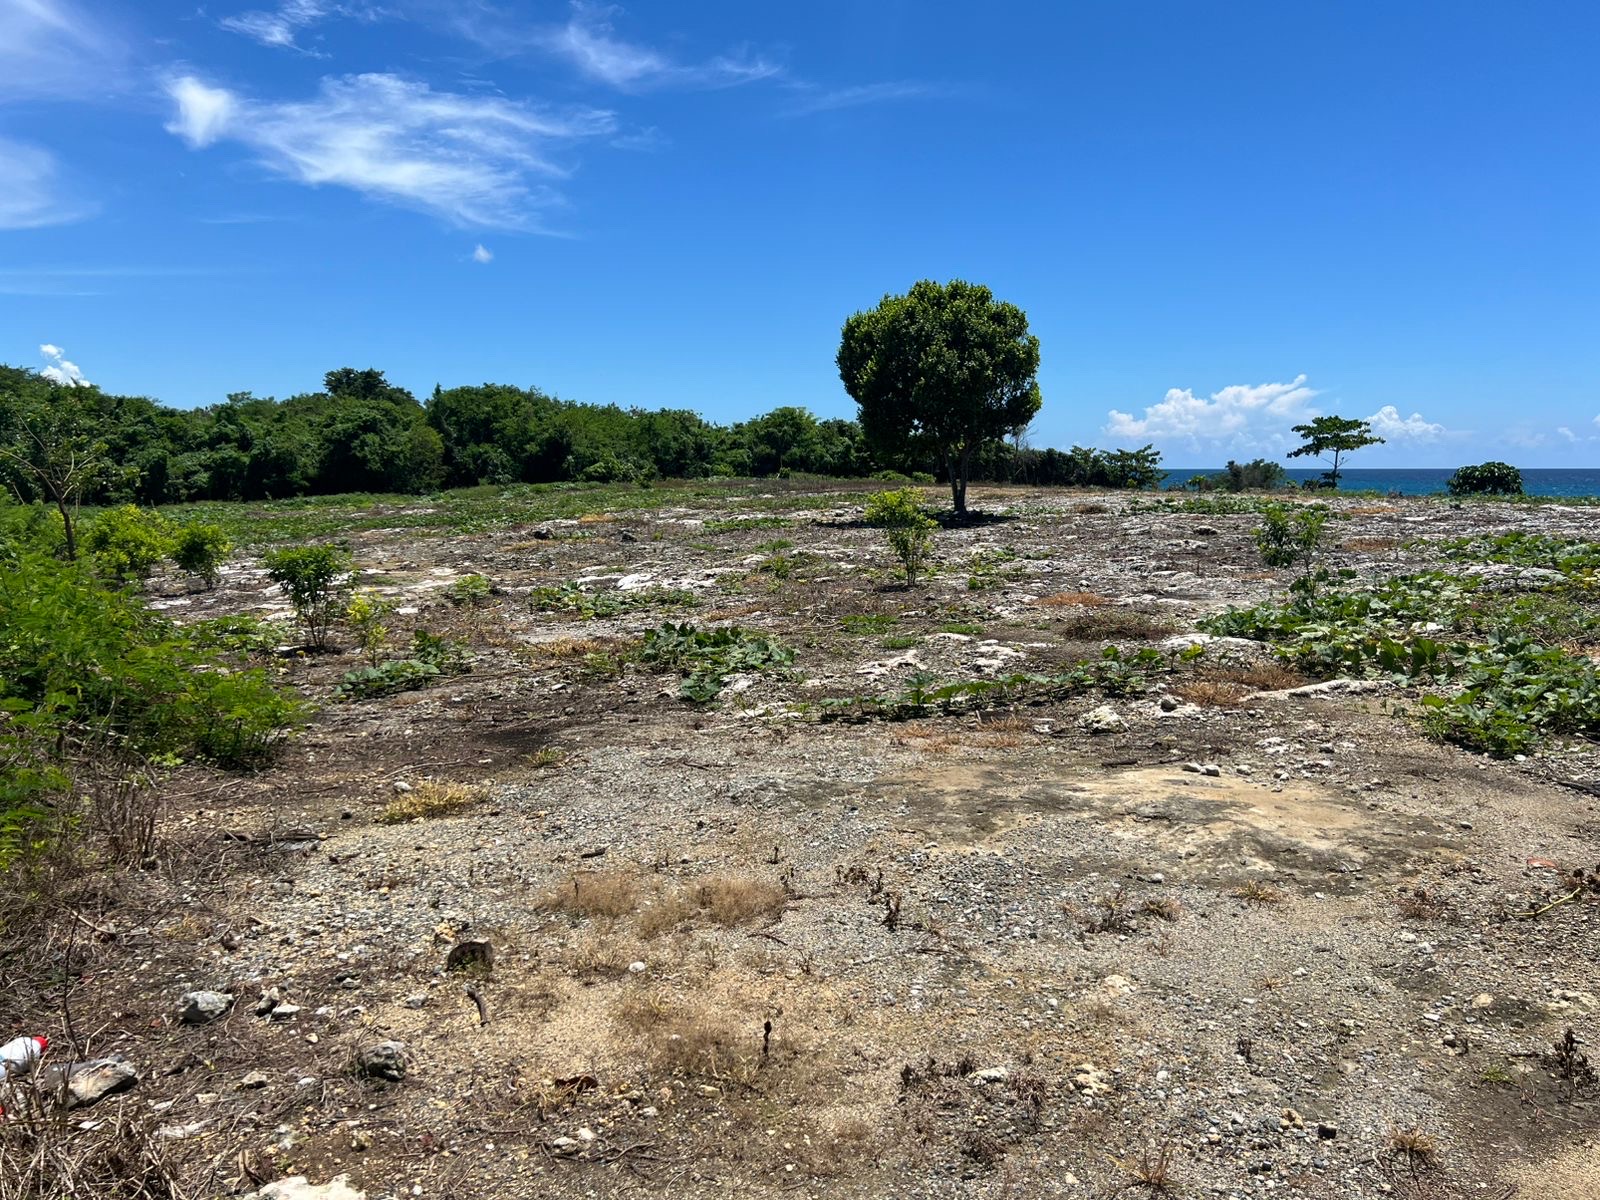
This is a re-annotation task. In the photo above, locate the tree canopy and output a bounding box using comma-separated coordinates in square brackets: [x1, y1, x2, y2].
[837, 279, 1043, 513]
[1286, 415, 1384, 489]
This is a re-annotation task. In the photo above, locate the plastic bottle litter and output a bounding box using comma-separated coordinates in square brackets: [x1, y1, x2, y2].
[0, 1035, 48, 1081]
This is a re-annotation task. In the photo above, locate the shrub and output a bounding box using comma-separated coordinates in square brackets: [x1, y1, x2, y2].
[263, 544, 351, 650]
[170, 522, 232, 587]
[345, 591, 392, 665]
[1254, 503, 1328, 569]
[864, 488, 936, 586]
[82, 505, 175, 580]
[1447, 461, 1524, 496]
[0, 550, 307, 860]
[449, 573, 493, 607]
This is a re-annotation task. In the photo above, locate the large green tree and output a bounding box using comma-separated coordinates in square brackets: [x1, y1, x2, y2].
[837, 279, 1042, 513]
[1287, 415, 1383, 489]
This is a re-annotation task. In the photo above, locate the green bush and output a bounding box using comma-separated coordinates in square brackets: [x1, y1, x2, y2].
[449, 573, 493, 607]
[864, 488, 937, 586]
[1447, 461, 1524, 496]
[345, 590, 392, 664]
[263, 544, 351, 650]
[83, 505, 175, 580]
[1254, 503, 1328, 569]
[0, 550, 307, 861]
[171, 522, 232, 587]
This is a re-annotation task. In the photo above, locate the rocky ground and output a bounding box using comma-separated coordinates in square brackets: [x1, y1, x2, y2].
[6, 483, 1600, 1199]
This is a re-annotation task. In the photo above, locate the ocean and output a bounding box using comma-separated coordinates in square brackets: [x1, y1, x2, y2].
[1162, 467, 1600, 498]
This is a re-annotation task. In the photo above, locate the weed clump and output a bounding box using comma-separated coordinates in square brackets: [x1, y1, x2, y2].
[380, 780, 483, 824]
[865, 489, 936, 586]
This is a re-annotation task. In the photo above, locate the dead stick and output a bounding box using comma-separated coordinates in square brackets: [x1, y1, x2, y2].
[465, 985, 490, 1026]
[1514, 887, 1582, 919]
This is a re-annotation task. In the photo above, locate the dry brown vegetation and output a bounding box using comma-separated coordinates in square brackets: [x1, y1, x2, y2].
[1033, 590, 1110, 608]
[378, 779, 483, 823]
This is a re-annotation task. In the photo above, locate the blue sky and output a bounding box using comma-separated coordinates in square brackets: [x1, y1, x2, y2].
[3, 1, 1597, 466]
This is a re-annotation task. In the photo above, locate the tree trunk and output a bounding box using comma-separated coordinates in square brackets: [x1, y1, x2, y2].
[948, 447, 970, 515]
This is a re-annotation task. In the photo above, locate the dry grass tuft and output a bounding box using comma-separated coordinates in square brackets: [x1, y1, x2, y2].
[1141, 897, 1182, 922]
[1074, 502, 1111, 515]
[1175, 680, 1252, 708]
[1387, 1125, 1440, 1169]
[1342, 536, 1401, 552]
[1111, 1142, 1178, 1191]
[637, 874, 787, 937]
[379, 780, 483, 824]
[1033, 591, 1110, 608]
[618, 993, 763, 1082]
[1232, 880, 1286, 905]
[538, 869, 643, 919]
[1221, 661, 1308, 692]
[1054, 608, 1178, 642]
[525, 636, 608, 661]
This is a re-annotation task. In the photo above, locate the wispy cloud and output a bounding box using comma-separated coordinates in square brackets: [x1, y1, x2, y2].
[0, 136, 93, 229]
[1105, 375, 1322, 451]
[39, 343, 90, 387]
[163, 72, 616, 229]
[471, 243, 492, 263]
[448, 1, 781, 92]
[782, 80, 943, 117]
[0, 0, 126, 99]
[219, 0, 331, 51]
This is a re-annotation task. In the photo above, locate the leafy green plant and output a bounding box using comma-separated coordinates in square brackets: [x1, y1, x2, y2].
[345, 590, 393, 665]
[170, 522, 232, 587]
[337, 630, 472, 699]
[641, 621, 793, 702]
[529, 582, 699, 619]
[262, 544, 351, 650]
[83, 505, 176, 580]
[842, 613, 896, 635]
[1255, 503, 1329, 569]
[449, 573, 493, 607]
[1447, 461, 1524, 496]
[865, 488, 936, 586]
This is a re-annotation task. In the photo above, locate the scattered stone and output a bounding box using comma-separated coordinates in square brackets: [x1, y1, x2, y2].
[241, 1071, 270, 1090]
[255, 988, 282, 1017]
[1072, 1064, 1112, 1095]
[1079, 705, 1126, 734]
[1158, 695, 1180, 712]
[970, 1066, 1010, 1085]
[1316, 1122, 1339, 1140]
[253, 1176, 366, 1200]
[178, 990, 233, 1025]
[38, 1056, 140, 1109]
[446, 940, 495, 973]
[1100, 974, 1136, 997]
[627, 961, 648, 974]
[355, 1041, 408, 1082]
[269, 1003, 302, 1021]
[404, 993, 430, 1009]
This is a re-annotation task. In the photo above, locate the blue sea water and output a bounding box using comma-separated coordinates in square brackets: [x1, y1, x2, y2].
[1162, 467, 1600, 498]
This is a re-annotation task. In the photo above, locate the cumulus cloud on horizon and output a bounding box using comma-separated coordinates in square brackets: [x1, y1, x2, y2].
[39, 343, 90, 387]
[1103, 375, 1454, 455]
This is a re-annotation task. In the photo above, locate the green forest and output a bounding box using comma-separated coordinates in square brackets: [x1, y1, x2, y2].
[0, 363, 1164, 507]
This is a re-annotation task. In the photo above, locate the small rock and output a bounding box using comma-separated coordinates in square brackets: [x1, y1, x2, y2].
[446, 940, 495, 973]
[970, 1066, 1010, 1085]
[1100, 974, 1136, 997]
[1079, 705, 1126, 734]
[254, 1176, 367, 1200]
[403, 993, 430, 1009]
[269, 1003, 302, 1021]
[1158, 695, 1180, 712]
[1316, 1122, 1339, 1140]
[38, 1056, 140, 1109]
[241, 1071, 270, 1090]
[178, 990, 234, 1025]
[627, 961, 648, 974]
[255, 987, 282, 1016]
[355, 1041, 408, 1082]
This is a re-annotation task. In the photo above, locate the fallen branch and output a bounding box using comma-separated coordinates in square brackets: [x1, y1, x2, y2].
[465, 985, 490, 1026]
[1513, 888, 1582, 919]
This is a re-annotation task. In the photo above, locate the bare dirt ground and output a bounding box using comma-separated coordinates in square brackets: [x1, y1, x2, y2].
[13, 484, 1600, 1199]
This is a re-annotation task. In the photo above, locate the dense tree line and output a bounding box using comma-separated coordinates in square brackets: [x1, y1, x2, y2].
[0, 363, 1165, 504]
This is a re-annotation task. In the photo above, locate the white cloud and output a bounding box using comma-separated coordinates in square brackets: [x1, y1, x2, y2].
[39, 343, 89, 387]
[471, 243, 493, 263]
[163, 72, 616, 229]
[783, 80, 942, 116]
[1366, 405, 1445, 442]
[1105, 375, 1321, 449]
[506, 1, 780, 91]
[0, 136, 92, 228]
[220, 0, 330, 50]
[165, 77, 238, 148]
[0, 0, 124, 99]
